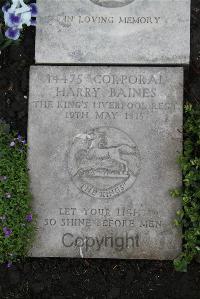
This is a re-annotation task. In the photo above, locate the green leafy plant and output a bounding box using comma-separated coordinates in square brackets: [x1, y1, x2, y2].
[171, 103, 200, 272]
[0, 123, 35, 267]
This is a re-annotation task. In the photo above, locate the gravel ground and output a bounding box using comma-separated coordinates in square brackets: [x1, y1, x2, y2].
[0, 0, 199, 298]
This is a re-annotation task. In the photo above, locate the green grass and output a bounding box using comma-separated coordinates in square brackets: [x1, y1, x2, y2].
[0, 123, 35, 266]
[171, 104, 200, 272]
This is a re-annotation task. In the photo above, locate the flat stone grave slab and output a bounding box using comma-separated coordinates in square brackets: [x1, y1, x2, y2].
[35, 0, 190, 64]
[28, 66, 183, 259]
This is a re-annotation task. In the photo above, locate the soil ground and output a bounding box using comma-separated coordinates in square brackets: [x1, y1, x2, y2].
[0, 1, 200, 298]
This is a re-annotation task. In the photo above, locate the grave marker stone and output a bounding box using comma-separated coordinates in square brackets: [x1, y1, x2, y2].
[28, 66, 183, 259]
[35, 0, 190, 64]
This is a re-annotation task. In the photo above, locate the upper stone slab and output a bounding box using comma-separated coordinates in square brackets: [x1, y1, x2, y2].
[35, 0, 190, 64]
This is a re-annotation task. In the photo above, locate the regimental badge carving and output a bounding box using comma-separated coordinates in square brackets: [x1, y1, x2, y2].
[90, 0, 135, 8]
[68, 127, 141, 199]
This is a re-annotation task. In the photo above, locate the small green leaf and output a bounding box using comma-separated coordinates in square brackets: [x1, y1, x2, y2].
[174, 257, 188, 272]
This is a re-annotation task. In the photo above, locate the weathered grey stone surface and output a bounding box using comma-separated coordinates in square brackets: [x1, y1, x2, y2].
[28, 66, 183, 259]
[35, 0, 190, 64]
